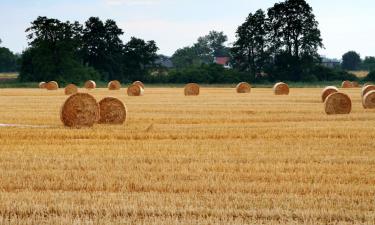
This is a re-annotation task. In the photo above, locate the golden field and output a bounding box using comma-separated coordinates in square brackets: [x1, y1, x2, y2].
[0, 87, 374, 225]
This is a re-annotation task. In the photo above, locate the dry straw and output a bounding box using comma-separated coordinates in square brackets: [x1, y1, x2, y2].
[39, 82, 46, 89]
[46, 81, 59, 90]
[236, 82, 251, 93]
[108, 80, 121, 90]
[361, 85, 375, 97]
[98, 97, 127, 124]
[127, 84, 144, 96]
[64, 84, 78, 95]
[321, 86, 339, 102]
[184, 83, 200, 96]
[273, 82, 289, 95]
[341, 80, 353, 88]
[133, 81, 145, 89]
[324, 92, 352, 115]
[362, 90, 375, 109]
[84, 80, 96, 90]
[60, 93, 99, 128]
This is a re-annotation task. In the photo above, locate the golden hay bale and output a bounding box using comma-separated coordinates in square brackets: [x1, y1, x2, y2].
[362, 91, 375, 109]
[341, 80, 353, 88]
[127, 84, 144, 96]
[84, 80, 96, 89]
[361, 85, 375, 97]
[273, 82, 289, 95]
[46, 81, 59, 90]
[60, 93, 99, 128]
[98, 97, 127, 124]
[321, 86, 339, 102]
[39, 82, 46, 89]
[108, 80, 121, 90]
[236, 82, 251, 93]
[64, 84, 78, 95]
[184, 83, 200, 96]
[133, 81, 145, 89]
[352, 81, 360, 88]
[324, 92, 352, 115]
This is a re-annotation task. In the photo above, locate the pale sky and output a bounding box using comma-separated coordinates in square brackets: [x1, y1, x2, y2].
[0, 0, 374, 59]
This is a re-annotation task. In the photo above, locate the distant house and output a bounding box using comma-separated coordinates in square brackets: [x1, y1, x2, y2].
[155, 55, 174, 68]
[213, 56, 231, 69]
[321, 56, 341, 68]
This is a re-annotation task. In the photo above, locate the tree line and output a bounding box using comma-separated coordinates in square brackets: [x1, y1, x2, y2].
[2, 0, 375, 83]
[18, 16, 158, 84]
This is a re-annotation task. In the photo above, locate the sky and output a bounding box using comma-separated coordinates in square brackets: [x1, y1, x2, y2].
[0, 0, 374, 59]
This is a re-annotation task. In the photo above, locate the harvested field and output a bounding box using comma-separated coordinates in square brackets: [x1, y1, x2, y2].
[0, 87, 374, 224]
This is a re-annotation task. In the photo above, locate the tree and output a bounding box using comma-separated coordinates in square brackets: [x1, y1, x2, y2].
[342, 51, 361, 70]
[361, 56, 375, 71]
[171, 31, 229, 68]
[232, 9, 270, 75]
[267, 0, 323, 58]
[0, 39, 18, 72]
[19, 16, 99, 83]
[122, 37, 158, 82]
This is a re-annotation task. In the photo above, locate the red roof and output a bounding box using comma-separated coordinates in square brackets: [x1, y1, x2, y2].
[214, 57, 230, 65]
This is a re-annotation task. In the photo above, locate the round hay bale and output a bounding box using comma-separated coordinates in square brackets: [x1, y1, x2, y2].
[341, 80, 353, 88]
[362, 90, 375, 109]
[133, 81, 145, 89]
[324, 92, 352, 115]
[108, 80, 121, 90]
[46, 81, 59, 90]
[98, 97, 127, 124]
[364, 82, 373, 87]
[60, 93, 99, 128]
[84, 80, 96, 90]
[236, 82, 251, 93]
[39, 82, 46, 89]
[321, 86, 339, 102]
[361, 85, 375, 97]
[352, 81, 360, 88]
[184, 83, 200, 96]
[273, 82, 289, 95]
[127, 84, 144, 96]
[64, 84, 78, 95]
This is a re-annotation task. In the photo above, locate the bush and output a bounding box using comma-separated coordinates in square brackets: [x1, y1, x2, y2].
[365, 71, 375, 81]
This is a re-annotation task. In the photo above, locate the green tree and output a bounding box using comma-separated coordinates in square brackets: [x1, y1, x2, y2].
[19, 16, 99, 83]
[0, 39, 18, 72]
[232, 9, 270, 75]
[122, 37, 158, 82]
[362, 56, 375, 71]
[342, 51, 361, 70]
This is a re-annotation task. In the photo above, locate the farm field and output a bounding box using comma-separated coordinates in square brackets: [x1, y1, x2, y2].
[0, 87, 375, 224]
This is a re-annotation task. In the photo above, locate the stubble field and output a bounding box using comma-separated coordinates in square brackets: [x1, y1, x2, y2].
[0, 87, 374, 224]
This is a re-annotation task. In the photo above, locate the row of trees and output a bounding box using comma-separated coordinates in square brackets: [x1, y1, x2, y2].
[0, 39, 18, 72]
[19, 17, 158, 84]
[342, 51, 375, 71]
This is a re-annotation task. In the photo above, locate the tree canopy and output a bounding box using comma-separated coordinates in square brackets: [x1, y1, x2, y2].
[342, 51, 361, 71]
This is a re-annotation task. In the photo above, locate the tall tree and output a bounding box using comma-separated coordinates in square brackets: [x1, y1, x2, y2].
[232, 9, 270, 74]
[342, 51, 361, 70]
[267, 0, 323, 58]
[0, 39, 18, 72]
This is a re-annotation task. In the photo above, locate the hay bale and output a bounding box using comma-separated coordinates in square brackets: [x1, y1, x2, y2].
[133, 81, 145, 89]
[324, 92, 352, 115]
[39, 82, 46, 89]
[362, 90, 375, 109]
[321, 86, 339, 102]
[60, 93, 99, 128]
[46, 81, 59, 90]
[184, 83, 200, 96]
[98, 97, 127, 124]
[341, 80, 353, 88]
[84, 80, 96, 90]
[236, 82, 251, 93]
[127, 84, 144, 96]
[273, 82, 289, 95]
[352, 81, 360, 88]
[64, 84, 78, 95]
[361, 85, 375, 97]
[364, 82, 373, 87]
[108, 80, 121, 90]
